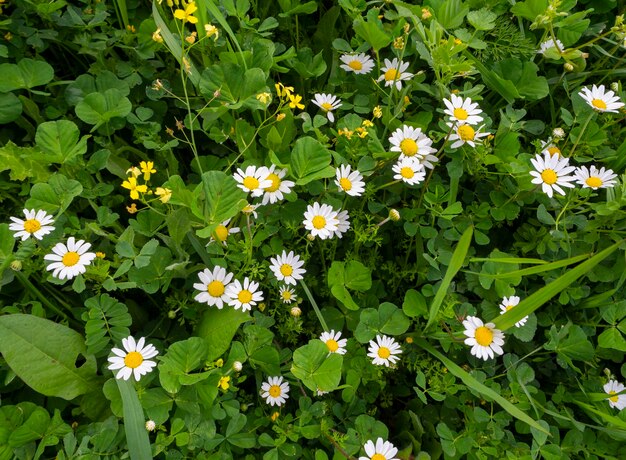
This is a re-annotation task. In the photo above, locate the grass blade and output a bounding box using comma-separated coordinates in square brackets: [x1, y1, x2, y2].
[467, 253, 588, 280]
[117, 379, 152, 460]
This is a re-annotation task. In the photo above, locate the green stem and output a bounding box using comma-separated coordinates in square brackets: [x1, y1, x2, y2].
[299, 279, 328, 332]
[568, 112, 594, 158]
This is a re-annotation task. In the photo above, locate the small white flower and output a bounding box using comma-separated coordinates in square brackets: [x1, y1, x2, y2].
[209, 219, 240, 246]
[225, 277, 264, 312]
[44, 237, 96, 280]
[260, 376, 290, 406]
[359, 438, 399, 460]
[339, 53, 375, 74]
[107, 336, 159, 381]
[377, 58, 413, 91]
[578, 84, 625, 113]
[367, 334, 402, 367]
[392, 157, 426, 186]
[447, 122, 490, 148]
[552, 128, 565, 139]
[233, 361, 243, 372]
[529, 152, 576, 198]
[311, 93, 342, 122]
[279, 285, 297, 304]
[303, 202, 339, 240]
[333, 209, 351, 239]
[9, 209, 55, 241]
[319, 330, 347, 355]
[193, 266, 234, 308]
[499, 295, 528, 328]
[335, 164, 365, 197]
[233, 165, 272, 196]
[145, 420, 156, 432]
[604, 380, 626, 410]
[537, 38, 564, 55]
[388, 125, 436, 159]
[574, 165, 618, 190]
[261, 165, 294, 205]
[242, 203, 259, 218]
[462, 316, 505, 361]
[270, 250, 306, 285]
[442, 94, 484, 125]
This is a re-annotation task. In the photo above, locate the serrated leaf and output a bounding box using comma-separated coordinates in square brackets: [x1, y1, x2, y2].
[467, 8, 497, 30]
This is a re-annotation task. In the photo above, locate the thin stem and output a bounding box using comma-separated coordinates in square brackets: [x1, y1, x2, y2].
[299, 279, 329, 332]
[568, 112, 594, 158]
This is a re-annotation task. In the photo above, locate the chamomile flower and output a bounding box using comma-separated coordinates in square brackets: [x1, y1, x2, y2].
[107, 336, 159, 381]
[303, 202, 339, 240]
[367, 334, 402, 367]
[537, 38, 564, 55]
[359, 438, 399, 460]
[447, 122, 490, 148]
[193, 266, 234, 308]
[462, 316, 505, 361]
[44, 237, 96, 280]
[9, 209, 55, 241]
[529, 152, 576, 198]
[242, 203, 259, 219]
[392, 157, 426, 186]
[270, 250, 306, 285]
[579, 84, 624, 113]
[377, 58, 413, 91]
[261, 165, 294, 205]
[388, 125, 436, 159]
[209, 219, 240, 246]
[260, 376, 290, 406]
[319, 330, 347, 355]
[443, 94, 484, 125]
[234, 165, 272, 197]
[499, 296, 528, 328]
[574, 165, 618, 190]
[279, 285, 297, 304]
[335, 165, 365, 196]
[225, 277, 263, 312]
[604, 380, 626, 410]
[312, 93, 342, 122]
[339, 53, 375, 74]
[333, 210, 351, 239]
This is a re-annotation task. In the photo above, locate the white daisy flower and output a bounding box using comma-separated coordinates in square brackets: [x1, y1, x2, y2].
[377, 58, 413, 91]
[578, 84, 625, 113]
[442, 94, 484, 125]
[44, 237, 96, 280]
[107, 336, 158, 381]
[537, 38, 564, 55]
[392, 157, 426, 186]
[333, 209, 351, 239]
[574, 165, 618, 190]
[270, 250, 306, 285]
[339, 53, 375, 75]
[9, 209, 55, 241]
[604, 380, 626, 410]
[242, 203, 259, 219]
[193, 266, 234, 308]
[261, 165, 295, 205]
[311, 93, 342, 122]
[233, 165, 272, 197]
[367, 334, 402, 367]
[303, 202, 339, 240]
[462, 316, 505, 361]
[499, 295, 528, 328]
[414, 153, 439, 170]
[279, 285, 297, 304]
[388, 125, 437, 159]
[319, 330, 347, 355]
[260, 376, 290, 406]
[225, 277, 263, 312]
[335, 164, 365, 197]
[359, 438, 399, 460]
[447, 122, 490, 148]
[209, 219, 240, 246]
[540, 139, 562, 158]
[529, 152, 576, 198]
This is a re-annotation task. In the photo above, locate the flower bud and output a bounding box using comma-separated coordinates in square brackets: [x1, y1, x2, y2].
[564, 62, 574, 72]
[306, 233, 315, 241]
[611, 82, 620, 93]
[233, 361, 243, 372]
[145, 420, 156, 431]
[290, 306, 302, 317]
[552, 128, 565, 139]
[168, 310, 177, 319]
[10, 260, 22, 271]
[389, 209, 401, 221]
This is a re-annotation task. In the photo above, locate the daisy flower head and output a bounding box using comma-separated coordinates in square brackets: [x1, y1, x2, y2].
[392, 157, 426, 186]
[209, 219, 240, 246]
[339, 52, 375, 74]
[335, 164, 365, 197]
[279, 285, 297, 304]
[225, 277, 264, 312]
[107, 336, 158, 381]
[447, 122, 490, 148]
[333, 209, 351, 239]
[367, 334, 402, 367]
[319, 330, 347, 355]
[260, 376, 290, 406]
[537, 38, 564, 55]
[261, 165, 295, 206]
[574, 165, 618, 190]
[377, 58, 413, 91]
[193, 266, 234, 308]
[540, 140, 562, 158]
[443, 94, 484, 125]
[529, 152, 576, 198]
[388, 125, 437, 160]
[462, 316, 505, 361]
[233, 165, 272, 197]
[311, 93, 342, 122]
[270, 250, 306, 285]
[359, 438, 399, 460]
[242, 203, 259, 219]
[604, 380, 626, 410]
[9, 209, 55, 241]
[303, 202, 339, 240]
[578, 84, 625, 113]
[44, 237, 96, 280]
[499, 295, 528, 328]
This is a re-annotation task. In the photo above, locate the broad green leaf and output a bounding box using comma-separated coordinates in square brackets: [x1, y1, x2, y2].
[544, 323, 594, 371]
[467, 7, 497, 30]
[117, 379, 152, 460]
[159, 337, 210, 393]
[491, 59, 548, 100]
[194, 171, 247, 228]
[290, 137, 334, 185]
[598, 328, 626, 352]
[0, 92, 22, 123]
[352, 9, 392, 52]
[75, 89, 132, 131]
[35, 120, 89, 164]
[403, 289, 428, 318]
[437, 0, 468, 29]
[199, 63, 266, 109]
[196, 307, 250, 361]
[0, 59, 54, 92]
[354, 303, 410, 343]
[25, 173, 83, 215]
[510, 0, 549, 22]
[291, 340, 342, 392]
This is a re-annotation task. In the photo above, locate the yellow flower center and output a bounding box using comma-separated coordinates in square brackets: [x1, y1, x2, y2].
[585, 176, 603, 188]
[321, 102, 333, 111]
[23, 219, 42, 233]
[384, 68, 398, 81]
[400, 138, 418, 156]
[265, 173, 281, 192]
[269, 385, 281, 397]
[547, 146, 561, 157]
[326, 339, 339, 352]
[453, 107, 468, 120]
[281, 290, 292, 300]
[339, 177, 352, 191]
[238, 289, 253, 303]
[609, 391, 619, 403]
[280, 264, 293, 277]
[377, 346, 391, 359]
[400, 167, 414, 179]
[62, 252, 80, 267]
[541, 169, 558, 185]
[458, 124, 475, 141]
[372, 454, 386, 460]
[591, 98, 607, 110]
[312, 215, 326, 229]
[124, 351, 144, 369]
[243, 176, 259, 190]
[213, 225, 229, 242]
[475, 326, 494, 346]
[207, 280, 225, 297]
[348, 60, 363, 71]
[505, 305, 514, 311]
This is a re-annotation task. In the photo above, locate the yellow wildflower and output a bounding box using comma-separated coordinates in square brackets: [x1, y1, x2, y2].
[126, 166, 141, 177]
[373, 105, 383, 118]
[393, 37, 405, 49]
[139, 161, 156, 181]
[275, 83, 293, 99]
[218, 376, 231, 390]
[422, 8, 432, 20]
[271, 412, 279, 422]
[173, 2, 198, 24]
[362, 119, 374, 128]
[215, 358, 224, 368]
[205, 24, 219, 39]
[276, 113, 286, 121]
[126, 25, 136, 33]
[356, 127, 368, 138]
[96, 252, 106, 259]
[121, 177, 148, 200]
[185, 32, 197, 44]
[126, 203, 138, 214]
[256, 92, 271, 104]
[155, 187, 172, 204]
[288, 94, 304, 110]
[152, 28, 163, 43]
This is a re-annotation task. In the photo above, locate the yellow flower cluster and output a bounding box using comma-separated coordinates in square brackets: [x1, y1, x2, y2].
[121, 161, 172, 206]
[275, 83, 304, 111]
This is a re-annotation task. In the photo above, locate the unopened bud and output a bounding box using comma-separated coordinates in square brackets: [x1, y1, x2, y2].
[233, 361, 243, 372]
[145, 420, 156, 431]
[168, 310, 176, 319]
[290, 306, 301, 317]
[389, 209, 401, 221]
[421, 8, 432, 20]
[552, 127, 565, 139]
[306, 233, 315, 241]
[213, 89, 221, 98]
[611, 82, 620, 92]
[10, 260, 22, 271]
[564, 62, 574, 72]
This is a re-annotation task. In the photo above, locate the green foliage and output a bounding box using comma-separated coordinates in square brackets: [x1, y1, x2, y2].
[82, 294, 132, 356]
